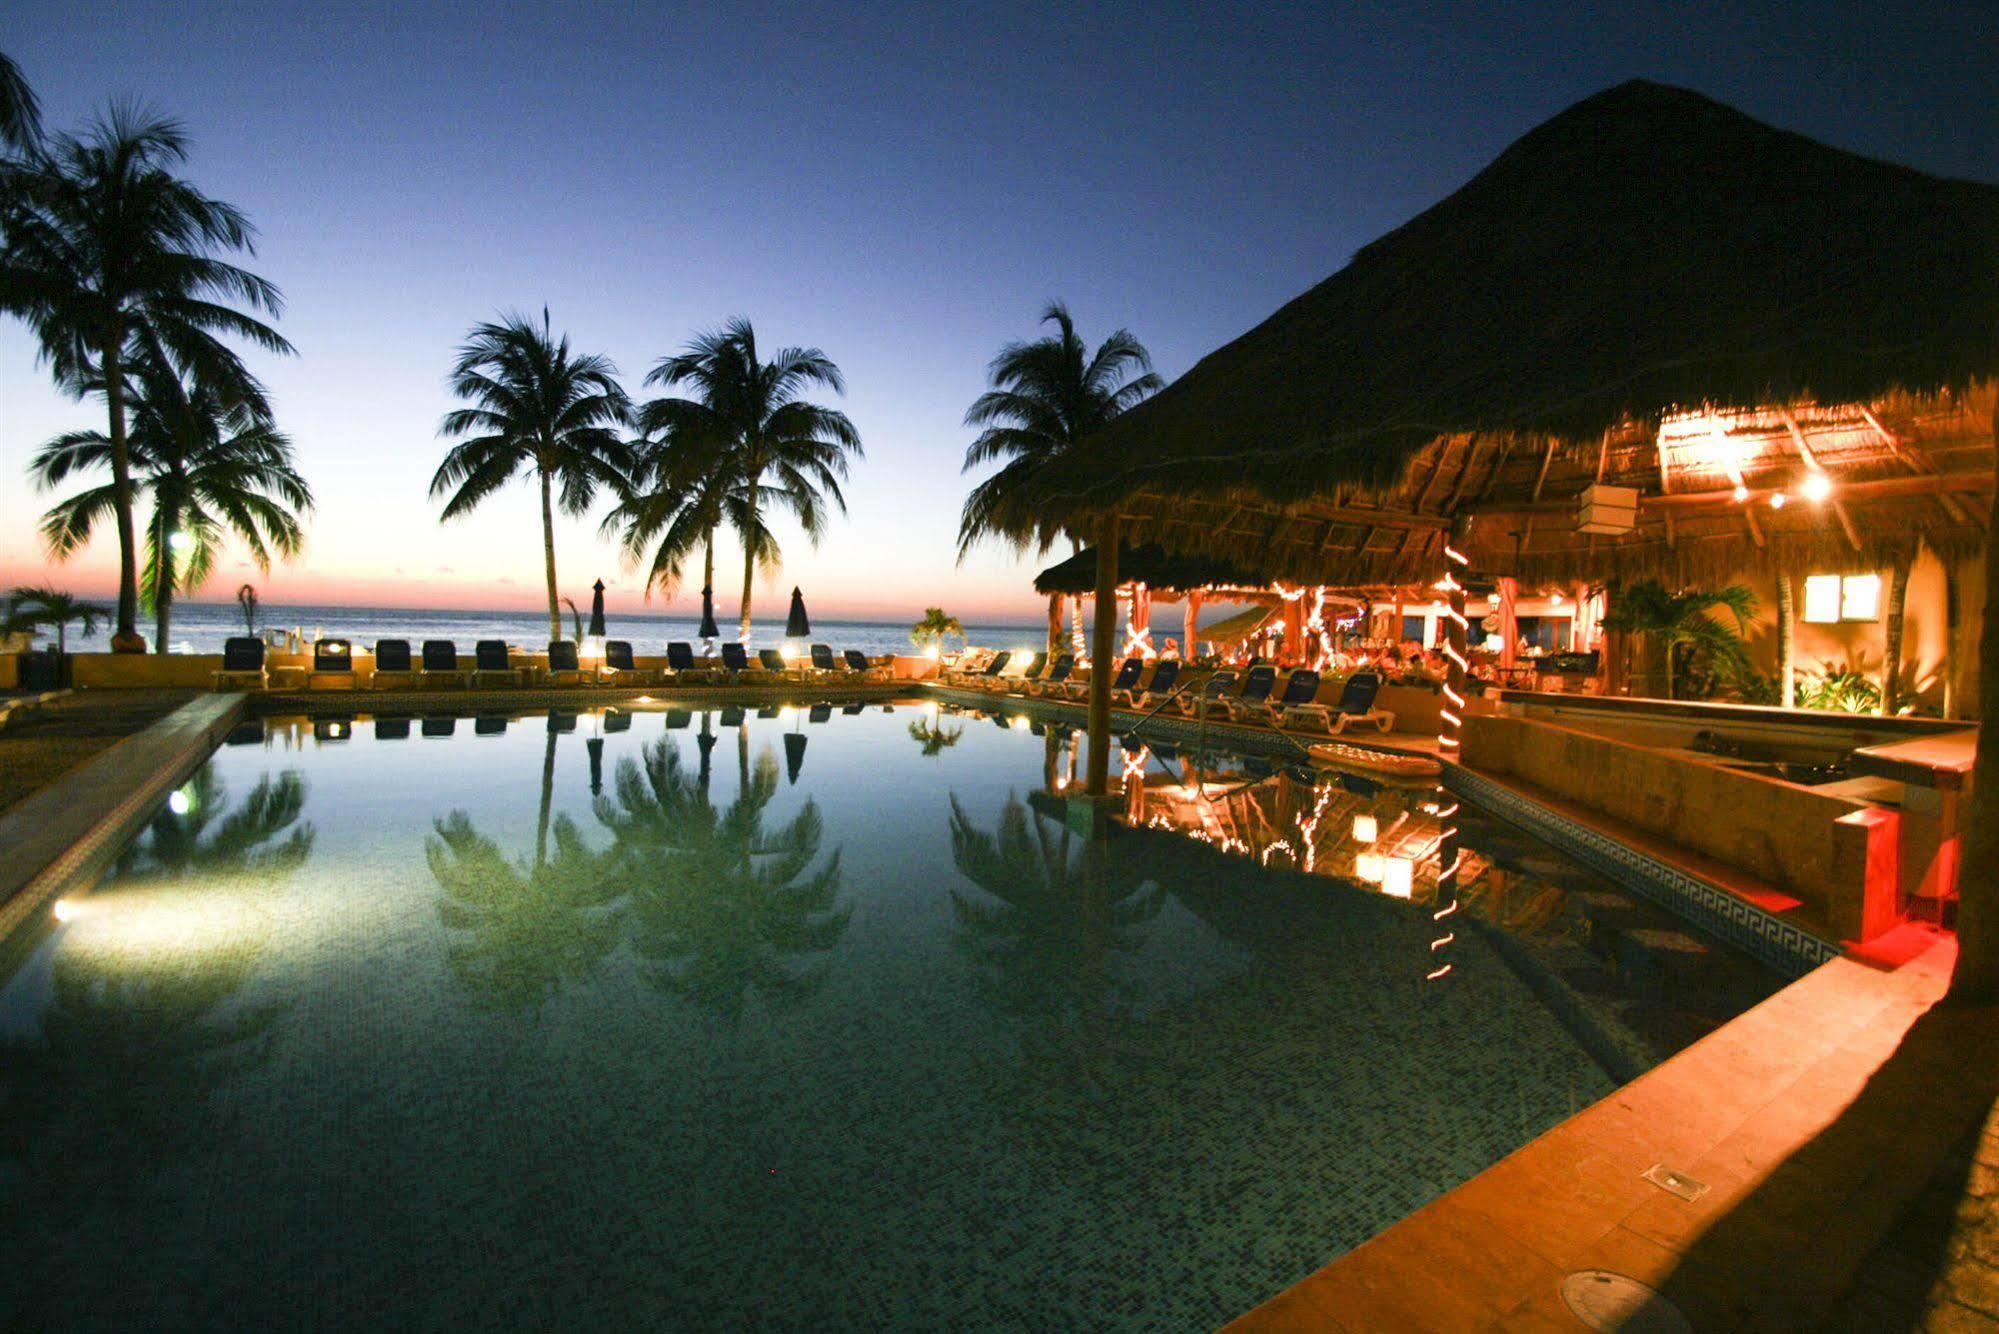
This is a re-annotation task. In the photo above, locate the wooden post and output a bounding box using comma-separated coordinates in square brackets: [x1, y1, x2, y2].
[1496, 577, 1518, 672]
[1777, 572, 1797, 709]
[1882, 559, 1911, 716]
[1085, 521, 1120, 798]
[1950, 398, 1998, 1001]
[1046, 593, 1064, 661]
[1944, 560, 1961, 719]
[1184, 589, 1202, 661]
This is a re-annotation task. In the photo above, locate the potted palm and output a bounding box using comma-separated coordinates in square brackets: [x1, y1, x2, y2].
[910, 608, 965, 661]
[1599, 580, 1757, 701]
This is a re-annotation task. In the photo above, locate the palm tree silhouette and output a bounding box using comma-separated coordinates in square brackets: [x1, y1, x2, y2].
[32, 339, 311, 652]
[624, 320, 861, 640]
[946, 793, 1164, 1057]
[0, 48, 42, 151]
[427, 728, 623, 1015]
[3, 106, 292, 649]
[907, 713, 964, 757]
[602, 736, 848, 1022]
[431, 309, 632, 643]
[2, 585, 106, 655]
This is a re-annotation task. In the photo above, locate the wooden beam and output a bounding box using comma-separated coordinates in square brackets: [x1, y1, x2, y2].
[1468, 470, 1991, 520]
[1859, 403, 1974, 524]
[1533, 440, 1558, 501]
[1742, 500, 1766, 549]
[1656, 423, 1673, 495]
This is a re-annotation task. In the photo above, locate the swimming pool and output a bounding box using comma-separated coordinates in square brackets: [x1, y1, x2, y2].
[0, 700, 1780, 1328]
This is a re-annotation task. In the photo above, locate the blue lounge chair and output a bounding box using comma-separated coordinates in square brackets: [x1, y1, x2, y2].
[1024, 652, 1075, 696]
[1173, 670, 1239, 716]
[1095, 657, 1145, 706]
[546, 640, 588, 686]
[372, 639, 417, 689]
[603, 640, 655, 687]
[473, 640, 522, 688]
[1235, 668, 1321, 727]
[843, 649, 891, 682]
[758, 647, 801, 680]
[720, 642, 755, 677]
[1218, 665, 1278, 721]
[311, 639, 358, 690]
[1288, 670, 1396, 734]
[1133, 658, 1181, 707]
[666, 641, 712, 683]
[213, 637, 267, 690]
[421, 640, 469, 688]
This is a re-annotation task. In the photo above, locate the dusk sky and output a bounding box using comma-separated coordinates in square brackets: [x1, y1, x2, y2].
[4, 2, 1994, 625]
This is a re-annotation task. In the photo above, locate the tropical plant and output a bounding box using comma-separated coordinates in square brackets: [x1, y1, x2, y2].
[601, 736, 849, 1022]
[0, 49, 41, 152]
[620, 319, 860, 640]
[236, 582, 258, 634]
[1599, 579, 1758, 700]
[1, 106, 292, 650]
[955, 301, 1162, 563]
[909, 606, 964, 653]
[431, 309, 632, 643]
[3, 585, 105, 655]
[32, 343, 310, 652]
[1796, 661, 1883, 714]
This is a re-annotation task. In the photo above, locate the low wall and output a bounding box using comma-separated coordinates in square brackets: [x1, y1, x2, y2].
[1462, 714, 1896, 941]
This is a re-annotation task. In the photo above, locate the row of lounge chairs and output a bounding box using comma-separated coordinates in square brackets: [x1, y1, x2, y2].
[948, 653, 1395, 736]
[213, 637, 895, 691]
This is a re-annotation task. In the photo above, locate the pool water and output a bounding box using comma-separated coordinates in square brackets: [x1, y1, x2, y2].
[0, 702, 1779, 1329]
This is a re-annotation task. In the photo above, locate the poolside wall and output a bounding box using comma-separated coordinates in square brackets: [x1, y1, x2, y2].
[1461, 714, 1897, 941]
[0, 651, 940, 689]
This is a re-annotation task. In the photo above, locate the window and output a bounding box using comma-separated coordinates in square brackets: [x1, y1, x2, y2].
[1801, 573, 1881, 624]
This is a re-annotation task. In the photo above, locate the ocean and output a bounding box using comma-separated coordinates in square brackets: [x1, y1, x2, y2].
[41, 601, 1054, 658]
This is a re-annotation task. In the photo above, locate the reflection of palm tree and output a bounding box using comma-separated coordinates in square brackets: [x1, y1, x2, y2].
[947, 793, 1164, 1044]
[602, 738, 848, 1022]
[907, 714, 964, 757]
[428, 729, 621, 1013]
[1, 766, 308, 1175]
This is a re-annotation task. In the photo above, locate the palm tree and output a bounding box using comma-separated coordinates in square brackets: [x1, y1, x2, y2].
[956, 301, 1162, 562]
[630, 319, 860, 640]
[431, 310, 632, 643]
[3, 585, 106, 655]
[0, 49, 42, 152]
[1599, 579, 1758, 700]
[909, 606, 964, 654]
[1, 106, 292, 651]
[32, 343, 311, 652]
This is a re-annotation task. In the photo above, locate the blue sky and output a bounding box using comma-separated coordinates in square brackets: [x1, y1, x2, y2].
[3, 0, 1993, 624]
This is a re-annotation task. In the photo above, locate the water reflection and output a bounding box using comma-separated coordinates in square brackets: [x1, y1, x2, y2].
[907, 709, 964, 757]
[1, 768, 311, 1179]
[606, 735, 849, 1022]
[947, 792, 1165, 1074]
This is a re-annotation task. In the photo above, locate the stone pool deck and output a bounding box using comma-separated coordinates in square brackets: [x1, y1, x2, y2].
[1230, 928, 1998, 1331]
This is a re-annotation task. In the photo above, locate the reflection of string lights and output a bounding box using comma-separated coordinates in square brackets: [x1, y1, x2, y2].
[1427, 542, 1471, 981]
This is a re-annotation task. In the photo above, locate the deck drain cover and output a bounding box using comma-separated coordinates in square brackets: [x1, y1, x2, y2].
[1561, 1271, 1691, 1333]
[1642, 1164, 1709, 1201]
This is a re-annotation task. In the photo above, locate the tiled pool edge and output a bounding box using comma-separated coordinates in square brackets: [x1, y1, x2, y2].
[0, 692, 246, 965]
[927, 683, 1841, 979]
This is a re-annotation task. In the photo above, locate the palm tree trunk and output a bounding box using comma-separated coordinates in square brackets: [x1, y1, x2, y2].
[1777, 573, 1796, 708]
[102, 337, 142, 651]
[1881, 559, 1911, 715]
[1069, 537, 1086, 654]
[539, 466, 560, 644]
[536, 723, 556, 868]
[1943, 560, 1961, 719]
[1951, 399, 1999, 1001]
[738, 484, 759, 641]
[152, 504, 175, 656]
[1085, 520, 1120, 797]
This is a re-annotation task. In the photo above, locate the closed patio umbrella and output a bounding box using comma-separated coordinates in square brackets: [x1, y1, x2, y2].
[785, 587, 810, 640]
[783, 731, 808, 785]
[698, 585, 720, 650]
[587, 579, 606, 639]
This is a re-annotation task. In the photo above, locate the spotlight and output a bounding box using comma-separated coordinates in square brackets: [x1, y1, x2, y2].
[167, 788, 193, 816]
[1769, 492, 1789, 510]
[52, 898, 77, 923]
[1732, 484, 1749, 502]
[1800, 473, 1834, 503]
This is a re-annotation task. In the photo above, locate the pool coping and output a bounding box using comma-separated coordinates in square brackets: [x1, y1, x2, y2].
[0, 692, 247, 968]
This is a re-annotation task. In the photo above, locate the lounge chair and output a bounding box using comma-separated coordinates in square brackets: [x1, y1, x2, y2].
[372, 639, 418, 689]
[1133, 658, 1182, 707]
[421, 640, 470, 688]
[941, 648, 995, 686]
[545, 640, 589, 686]
[963, 650, 1012, 691]
[310, 639, 358, 690]
[1235, 668, 1321, 728]
[720, 642, 758, 678]
[759, 647, 802, 680]
[604, 710, 633, 733]
[809, 643, 846, 678]
[1288, 670, 1395, 735]
[808, 702, 831, 723]
[422, 716, 458, 738]
[1217, 665, 1278, 722]
[213, 636, 268, 690]
[664, 708, 692, 729]
[474, 715, 508, 736]
[843, 649, 892, 682]
[313, 717, 354, 742]
[666, 641, 713, 683]
[224, 720, 266, 746]
[548, 709, 578, 733]
[603, 640, 656, 687]
[374, 716, 412, 740]
[472, 640, 523, 688]
[1173, 670, 1239, 717]
[1025, 652, 1075, 696]
[1100, 657, 1147, 707]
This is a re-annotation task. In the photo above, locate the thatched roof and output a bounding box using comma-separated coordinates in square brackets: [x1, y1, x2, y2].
[1031, 544, 1269, 596]
[1004, 80, 1998, 584]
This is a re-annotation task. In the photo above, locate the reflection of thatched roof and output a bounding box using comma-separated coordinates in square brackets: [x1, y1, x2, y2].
[1031, 544, 1269, 596]
[1011, 80, 1998, 584]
